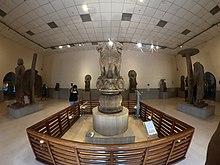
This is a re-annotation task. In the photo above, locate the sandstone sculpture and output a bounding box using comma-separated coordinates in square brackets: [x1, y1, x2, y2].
[85, 74, 91, 91]
[128, 70, 137, 93]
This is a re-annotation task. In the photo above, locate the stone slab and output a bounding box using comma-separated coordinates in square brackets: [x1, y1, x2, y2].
[85, 127, 135, 144]
[8, 104, 43, 118]
[176, 103, 215, 119]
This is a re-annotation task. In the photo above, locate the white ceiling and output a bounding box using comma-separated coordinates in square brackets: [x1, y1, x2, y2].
[0, 0, 220, 54]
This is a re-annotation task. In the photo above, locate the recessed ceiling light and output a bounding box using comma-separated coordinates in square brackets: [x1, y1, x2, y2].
[136, 43, 142, 48]
[82, 4, 88, 12]
[139, 0, 144, 2]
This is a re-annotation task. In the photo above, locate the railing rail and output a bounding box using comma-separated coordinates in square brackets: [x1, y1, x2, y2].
[26, 100, 194, 165]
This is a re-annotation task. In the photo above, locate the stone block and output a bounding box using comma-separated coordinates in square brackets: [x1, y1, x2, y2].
[177, 103, 215, 119]
[85, 127, 135, 144]
[159, 92, 168, 99]
[8, 104, 43, 118]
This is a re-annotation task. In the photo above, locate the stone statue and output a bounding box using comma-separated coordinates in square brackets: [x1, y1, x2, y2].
[96, 41, 124, 113]
[180, 75, 185, 91]
[128, 70, 137, 93]
[205, 122, 220, 165]
[85, 74, 91, 91]
[193, 62, 206, 107]
[159, 79, 167, 92]
[96, 42, 124, 91]
[15, 58, 25, 105]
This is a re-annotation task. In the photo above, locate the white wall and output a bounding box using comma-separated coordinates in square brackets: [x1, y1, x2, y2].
[42, 49, 178, 89]
[176, 35, 220, 90]
[0, 35, 43, 87]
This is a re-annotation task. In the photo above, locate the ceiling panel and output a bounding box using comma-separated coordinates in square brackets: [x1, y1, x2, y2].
[0, 0, 219, 54]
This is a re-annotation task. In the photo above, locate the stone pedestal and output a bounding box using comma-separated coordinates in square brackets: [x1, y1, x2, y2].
[0, 90, 3, 102]
[85, 127, 135, 144]
[159, 92, 168, 99]
[8, 103, 43, 118]
[178, 90, 185, 98]
[82, 91, 91, 100]
[129, 92, 136, 100]
[93, 107, 128, 136]
[177, 103, 215, 119]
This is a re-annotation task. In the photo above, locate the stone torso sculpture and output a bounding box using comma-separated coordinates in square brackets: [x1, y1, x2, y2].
[15, 58, 25, 105]
[128, 70, 137, 93]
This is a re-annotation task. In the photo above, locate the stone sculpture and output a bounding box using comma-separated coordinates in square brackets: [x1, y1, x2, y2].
[128, 70, 137, 93]
[96, 41, 124, 113]
[193, 62, 206, 107]
[85, 74, 91, 91]
[92, 41, 130, 139]
[205, 122, 220, 165]
[180, 75, 185, 91]
[159, 79, 167, 92]
[178, 48, 199, 104]
[178, 48, 207, 108]
[14, 58, 25, 106]
[96, 42, 124, 91]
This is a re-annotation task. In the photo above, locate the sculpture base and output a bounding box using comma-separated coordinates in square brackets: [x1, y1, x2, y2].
[159, 92, 168, 99]
[93, 107, 128, 136]
[177, 103, 215, 119]
[8, 103, 43, 118]
[85, 127, 135, 144]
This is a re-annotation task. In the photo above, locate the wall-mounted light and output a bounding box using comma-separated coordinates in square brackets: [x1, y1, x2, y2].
[67, 44, 70, 48]
[136, 42, 142, 48]
[59, 45, 63, 49]
[108, 39, 113, 47]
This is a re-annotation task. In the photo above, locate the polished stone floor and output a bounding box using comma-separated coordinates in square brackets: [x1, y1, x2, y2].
[0, 98, 219, 165]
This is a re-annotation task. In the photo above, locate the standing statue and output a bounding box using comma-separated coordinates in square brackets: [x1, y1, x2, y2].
[85, 74, 91, 91]
[159, 79, 167, 92]
[180, 75, 185, 91]
[15, 58, 25, 106]
[193, 62, 206, 107]
[128, 70, 137, 93]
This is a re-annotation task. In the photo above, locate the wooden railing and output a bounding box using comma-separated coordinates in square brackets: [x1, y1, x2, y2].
[26, 100, 194, 165]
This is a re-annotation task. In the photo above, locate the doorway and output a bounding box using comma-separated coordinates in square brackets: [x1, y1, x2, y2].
[3, 72, 15, 99]
[204, 72, 216, 100]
